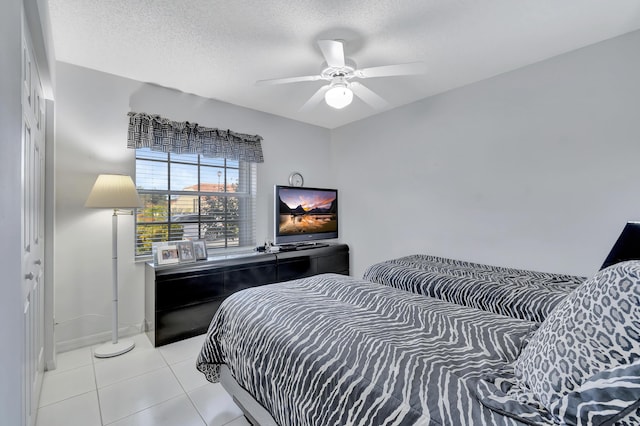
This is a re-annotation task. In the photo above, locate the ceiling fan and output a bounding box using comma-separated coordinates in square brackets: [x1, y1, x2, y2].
[256, 39, 425, 111]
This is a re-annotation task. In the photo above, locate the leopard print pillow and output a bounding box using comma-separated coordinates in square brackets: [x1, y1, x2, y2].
[513, 261, 640, 410]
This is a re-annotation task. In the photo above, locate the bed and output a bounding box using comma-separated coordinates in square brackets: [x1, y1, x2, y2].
[363, 254, 586, 322]
[197, 262, 640, 425]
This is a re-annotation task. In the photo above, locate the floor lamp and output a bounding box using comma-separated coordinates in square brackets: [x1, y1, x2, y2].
[85, 174, 142, 358]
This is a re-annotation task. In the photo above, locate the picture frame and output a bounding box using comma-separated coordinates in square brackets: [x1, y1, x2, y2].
[176, 240, 196, 263]
[157, 245, 180, 265]
[193, 240, 208, 260]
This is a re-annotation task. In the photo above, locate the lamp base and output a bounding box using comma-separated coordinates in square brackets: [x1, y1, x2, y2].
[94, 339, 136, 358]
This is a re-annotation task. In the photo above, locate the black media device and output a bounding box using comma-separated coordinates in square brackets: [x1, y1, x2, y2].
[600, 221, 640, 270]
[274, 185, 338, 247]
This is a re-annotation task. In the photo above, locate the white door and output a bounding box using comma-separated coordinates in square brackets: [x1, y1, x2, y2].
[22, 21, 46, 426]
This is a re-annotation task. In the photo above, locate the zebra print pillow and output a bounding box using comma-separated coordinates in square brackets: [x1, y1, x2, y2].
[514, 261, 640, 413]
[548, 360, 640, 425]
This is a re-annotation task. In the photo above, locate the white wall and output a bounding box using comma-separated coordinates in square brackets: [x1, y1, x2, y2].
[0, 0, 26, 422]
[54, 62, 331, 349]
[55, 29, 640, 349]
[331, 30, 640, 278]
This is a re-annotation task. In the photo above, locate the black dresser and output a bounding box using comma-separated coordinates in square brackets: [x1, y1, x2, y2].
[145, 244, 349, 346]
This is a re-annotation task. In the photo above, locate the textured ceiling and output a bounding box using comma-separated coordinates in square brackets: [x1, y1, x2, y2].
[48, 0, 640, 129]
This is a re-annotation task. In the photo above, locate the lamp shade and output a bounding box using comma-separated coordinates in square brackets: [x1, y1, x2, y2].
[85, 174, 142, 209]
[325, 84, 353, 109]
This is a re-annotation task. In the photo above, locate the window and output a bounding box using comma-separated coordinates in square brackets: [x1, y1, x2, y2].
[135, 148, 256, 257]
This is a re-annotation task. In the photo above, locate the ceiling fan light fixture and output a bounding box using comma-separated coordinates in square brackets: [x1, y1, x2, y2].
[257, 40, 423, 111]
[325, 83, 353, 109]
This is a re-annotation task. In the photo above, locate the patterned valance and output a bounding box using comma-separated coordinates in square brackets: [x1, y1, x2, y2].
[127, 112, 264, 163]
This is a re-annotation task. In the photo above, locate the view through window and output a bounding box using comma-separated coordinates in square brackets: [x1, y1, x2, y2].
[135, 148, 256, 257]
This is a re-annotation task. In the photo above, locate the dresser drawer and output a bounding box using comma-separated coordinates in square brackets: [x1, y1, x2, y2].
[224, 264, 277, 293]
[156, 271, 224, 310]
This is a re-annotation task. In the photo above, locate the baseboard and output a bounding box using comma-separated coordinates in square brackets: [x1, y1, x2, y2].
[45, 359, 57, 371]
[55, 323, 144, 354]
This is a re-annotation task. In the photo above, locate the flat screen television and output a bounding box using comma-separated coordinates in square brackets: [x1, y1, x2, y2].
[274, 185, 338, 245]
[600, 221, 640, 270]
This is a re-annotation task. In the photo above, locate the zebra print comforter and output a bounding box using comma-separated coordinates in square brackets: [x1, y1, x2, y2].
[363, 255, 586, 323]
[197, 274, 547, 425]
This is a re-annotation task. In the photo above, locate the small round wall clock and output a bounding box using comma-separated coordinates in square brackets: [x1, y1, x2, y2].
[288, 172, 304, 187]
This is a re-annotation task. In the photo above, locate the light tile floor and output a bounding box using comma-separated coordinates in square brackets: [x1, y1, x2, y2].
[36, 333, 250, 426]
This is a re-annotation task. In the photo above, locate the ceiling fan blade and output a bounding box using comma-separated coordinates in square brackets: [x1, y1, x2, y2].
[256, 75, 321, 86]
[300, 85, 330, 112]
[350, 82, 388, 110]
[317, 40, 345, 68]
[355, 62, 426, 79]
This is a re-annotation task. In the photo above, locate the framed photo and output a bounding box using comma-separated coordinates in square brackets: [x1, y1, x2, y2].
[176, 240, 196, 263]
[157, 245, 180, 265]
[193, 240, 208, 260]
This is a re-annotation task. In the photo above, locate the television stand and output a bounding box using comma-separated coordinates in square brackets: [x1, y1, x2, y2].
[278, 242, 329, 251]
[145, 243, 349, 346]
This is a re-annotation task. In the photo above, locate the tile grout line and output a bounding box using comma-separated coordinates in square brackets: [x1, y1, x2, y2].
[94, 341, 174, 389]
[39, 334, 227, 426]
[97, 346, 167, 425]
[37, 363, 95, 409]
[103, 394, 191, 426]
[163, 350, 209, 426]
[90, 345, 107, 426]
[174, 335, 249, 426]
[37, 388, 97, 410]
[99, 345, 193, 425]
